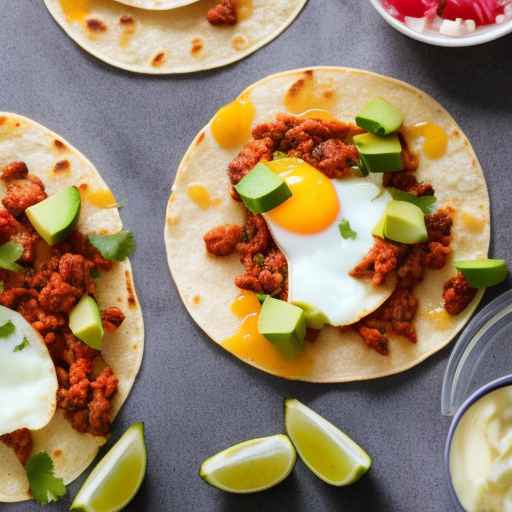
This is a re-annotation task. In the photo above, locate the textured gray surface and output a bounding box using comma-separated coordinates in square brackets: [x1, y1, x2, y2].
[2, 1, 512, 511]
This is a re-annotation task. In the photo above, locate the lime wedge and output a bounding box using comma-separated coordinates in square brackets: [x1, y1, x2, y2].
[71, 423, 147, 512]
[199, 434, 296, 493]
[285, 399, 371, 486]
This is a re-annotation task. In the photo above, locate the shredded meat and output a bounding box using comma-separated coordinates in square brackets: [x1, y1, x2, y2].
[0, 428, 32, 465]
[102, 306, 125, 332]
[204, 224, 242, 256]
[0, 166, 124, 438]
[350, 238, 406, 286]
[2, 175, 47, 216]
[229, 114, 362, 186]
[443, 273, 477, 315]
[207, 0, 237, 26]
[426, 207, 454, 246]
[355, 289, 418, 354]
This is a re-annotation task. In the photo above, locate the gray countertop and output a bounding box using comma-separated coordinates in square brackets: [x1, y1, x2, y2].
[2, 1, 512, 510]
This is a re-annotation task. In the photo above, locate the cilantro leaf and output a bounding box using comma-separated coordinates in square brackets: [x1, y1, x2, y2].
[339, 219, 357, 240]
[388, 188, 437, 214]
[26, 452, 66, 505]
[14, 337, 29, 352]
[90, 268, 100, 279]
[272, 151, 287, 160]
[0, 241, 23, 272]
[0, 320, 15, 337]
[88, 231, 135, 262]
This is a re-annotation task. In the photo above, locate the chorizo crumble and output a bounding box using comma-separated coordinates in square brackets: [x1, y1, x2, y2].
[207, 0, 238, 26]
[203, 114, 473, 356]
[0, 162, 125, 465]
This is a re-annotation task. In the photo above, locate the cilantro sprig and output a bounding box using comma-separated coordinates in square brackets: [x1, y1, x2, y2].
[26, 452, 66, 505]
[88, 230, 135, 262]
[339, 219, 357, 240]
[0, 241, 23, 272]
[388, 188, 437, 214]
[0, 320, 15, 337]
[14, 337, 29, 352]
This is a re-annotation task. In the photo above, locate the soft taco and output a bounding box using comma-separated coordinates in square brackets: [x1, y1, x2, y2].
[0, 113, 143, 502]
[43, 0, 308, 74]
[165, 67, 496, 383]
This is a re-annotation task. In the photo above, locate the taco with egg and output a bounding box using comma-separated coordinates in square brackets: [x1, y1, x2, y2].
[0, 113, 143, 503]
[43, 0, 308, 74]
[165, 67, 500, 383]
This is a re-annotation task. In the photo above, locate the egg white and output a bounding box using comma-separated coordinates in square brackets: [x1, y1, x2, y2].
[0, 307, 57, 436]
[264, 177, 394, 327]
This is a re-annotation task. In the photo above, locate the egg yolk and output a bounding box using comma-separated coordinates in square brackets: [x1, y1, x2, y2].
[266, 158, 340, 234]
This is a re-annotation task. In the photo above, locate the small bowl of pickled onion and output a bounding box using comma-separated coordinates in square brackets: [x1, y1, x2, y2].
[369, 0, 512, 46]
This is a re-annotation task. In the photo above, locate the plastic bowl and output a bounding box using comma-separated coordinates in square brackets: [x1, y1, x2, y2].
[368, 0, 512, 47]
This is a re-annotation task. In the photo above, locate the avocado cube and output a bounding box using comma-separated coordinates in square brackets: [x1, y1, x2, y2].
[372, 216, 386, 238]
[234, 163, 292, 214]
[383, 200, 427, 244]
[26, 186, 81, 245]
[454, 259, 509, 288]
[354, 133, 403, 173]
[294, 302, 328, 330]
[258, 296, 306, 359]
[356, 98, 404, 136]
[69, 295, 104, 350]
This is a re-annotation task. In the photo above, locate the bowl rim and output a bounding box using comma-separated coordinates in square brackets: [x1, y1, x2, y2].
[444, 375, 512, 511]
[368, 0, 512, 47]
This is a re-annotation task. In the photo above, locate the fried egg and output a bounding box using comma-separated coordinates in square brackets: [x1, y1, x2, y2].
[264, 158, 394, 327]
[0, 306, 57, 436]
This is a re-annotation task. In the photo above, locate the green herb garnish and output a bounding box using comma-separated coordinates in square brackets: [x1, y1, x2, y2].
[388, 188, 437, 214]
[256, 293, 268, 304]
[0, 320, 15, 337]
[272, 151, 287, 160]
[339, 219, 357, 240]
[90, 268, 100, 279]
[14, 337, 29, 352]
[26, 452, 66, 505]
[88, 231, 135, 262]
[253, 253, 264, 266]
[0, 241, 23, 272]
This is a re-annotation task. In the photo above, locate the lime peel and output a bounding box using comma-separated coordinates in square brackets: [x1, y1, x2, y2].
[285, 398, 371, 486]
[200, 434, 296, 494]
[71, 422, 147, 512]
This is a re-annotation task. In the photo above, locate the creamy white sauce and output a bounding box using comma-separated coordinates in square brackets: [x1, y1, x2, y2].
[450, 386, 512, 512]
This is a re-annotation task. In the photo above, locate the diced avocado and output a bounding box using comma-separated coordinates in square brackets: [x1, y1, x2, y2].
[294, 302, 328, 330]
[354, 133, 403, 173]
[372, 216, 386, 238]
[356, 98, 404, 136]
[234, 163, 292, 214]
[258, 296, 306, 359]
[454, 259, 509, 288]
[26, 186, 81, 246]
[383, 200, 427, 244]
[69, 296, 104, 350]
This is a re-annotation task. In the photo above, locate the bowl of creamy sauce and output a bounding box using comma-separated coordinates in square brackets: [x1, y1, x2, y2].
[447, 376, 512, 511]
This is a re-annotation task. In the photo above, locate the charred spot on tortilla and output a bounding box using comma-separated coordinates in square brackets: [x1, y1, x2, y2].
[196, 132, 206, 145]
[119, 15, 135, 30]
[151, 51, 167, 68]
[86, 18, 108, 33]
[191, 38, 204, 57]
[53, 160, 71, 174]
[125, 270, 136, 308]
[53, 139, 67, 151]
[231, 34, 249, 51]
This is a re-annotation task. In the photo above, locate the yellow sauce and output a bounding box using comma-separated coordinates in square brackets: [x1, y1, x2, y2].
[284, 72, 337, 114]
[223, 291, 312, 378]
[211, 99, 256, 149]
[427, 307, 453, 330]
[186, 184, 221, 210]
[299, 109, 339, 122]
[80, 187, 118, 208]
[60, 0, 90, 22]
[408, 122, 448, 159]
[233, 0, 253, 21]
[461, 211, 485, 233]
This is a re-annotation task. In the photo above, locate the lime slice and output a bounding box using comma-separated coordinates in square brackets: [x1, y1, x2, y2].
[200, 434, 296, 493]
[71, 423, 147, 512]
[285, 399, 371, 486]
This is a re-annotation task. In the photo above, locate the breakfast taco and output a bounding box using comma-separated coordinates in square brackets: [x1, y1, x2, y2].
[43, 0, 308, 74]
[0, 113, 144, 502]
[165, 67, 503, 383]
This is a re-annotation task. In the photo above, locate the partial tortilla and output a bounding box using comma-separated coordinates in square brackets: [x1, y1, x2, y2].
[43, 0, 308, 74]
[0, 113, 144, 502]
[165, 67, 490, 383]
[113, 0, 199, 10]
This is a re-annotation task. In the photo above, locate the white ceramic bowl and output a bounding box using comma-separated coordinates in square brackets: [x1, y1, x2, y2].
[369, 0, 512, 47]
